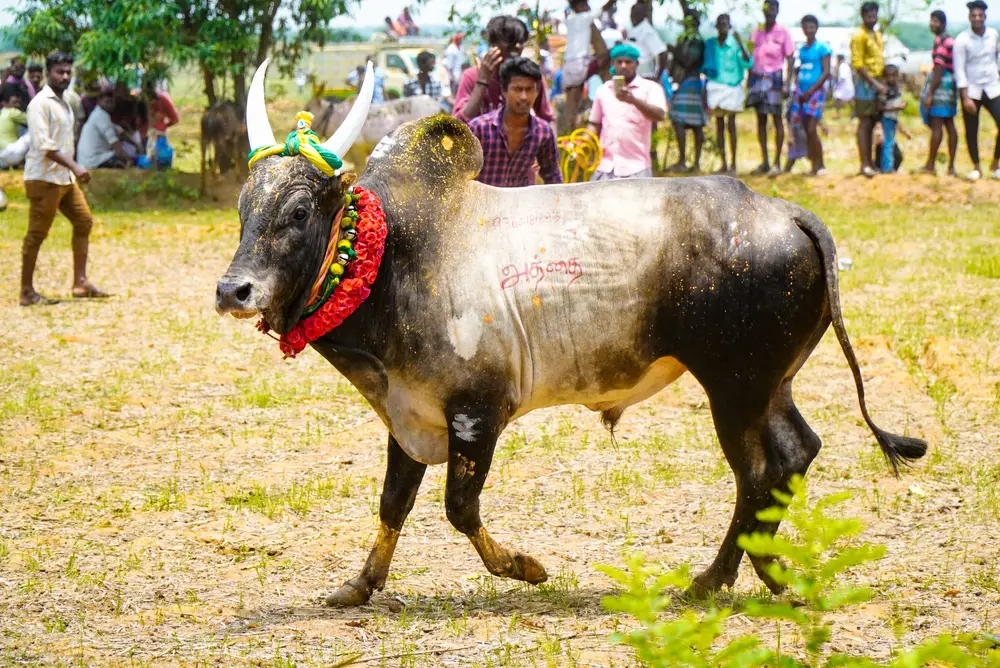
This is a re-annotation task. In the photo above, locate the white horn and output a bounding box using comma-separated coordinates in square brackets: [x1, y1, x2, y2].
[246, 58, 276, 151]
[322, 60, 375, 159]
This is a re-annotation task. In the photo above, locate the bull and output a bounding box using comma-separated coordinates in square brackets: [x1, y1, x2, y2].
[305, 93, 444, 170]
[200, 100, 249, 191]
[216, 61, 927, 607]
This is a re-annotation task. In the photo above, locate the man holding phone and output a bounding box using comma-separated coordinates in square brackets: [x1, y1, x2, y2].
[586, 43, 666, 180]
[454, 15, 554, 124]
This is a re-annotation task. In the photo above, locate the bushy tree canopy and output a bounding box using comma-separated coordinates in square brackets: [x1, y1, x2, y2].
[10, 0, 357, 106]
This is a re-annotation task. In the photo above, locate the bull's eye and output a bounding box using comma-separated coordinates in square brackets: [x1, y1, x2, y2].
[292, 207, 309, 222]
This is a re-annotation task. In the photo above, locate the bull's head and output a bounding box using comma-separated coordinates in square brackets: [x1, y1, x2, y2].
[215, 60, 375, 334]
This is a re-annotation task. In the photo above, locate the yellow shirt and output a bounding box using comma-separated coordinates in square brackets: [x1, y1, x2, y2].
[850, 27, 885, 78]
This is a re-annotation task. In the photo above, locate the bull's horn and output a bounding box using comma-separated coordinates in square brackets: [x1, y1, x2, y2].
[247, 58, 276, 151]
[322, 60, 374, 159]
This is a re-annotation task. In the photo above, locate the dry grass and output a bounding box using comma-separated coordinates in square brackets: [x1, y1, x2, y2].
[0, 117, 999, 666]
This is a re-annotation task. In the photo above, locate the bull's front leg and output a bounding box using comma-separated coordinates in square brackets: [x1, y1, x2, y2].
[445, 404, 548, 585]
[325, 434, 426, 607]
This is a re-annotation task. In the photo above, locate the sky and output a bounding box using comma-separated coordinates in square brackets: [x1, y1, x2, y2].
[330, 0, 983, 28]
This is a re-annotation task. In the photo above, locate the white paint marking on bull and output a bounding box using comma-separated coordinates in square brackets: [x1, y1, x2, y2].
[446, 311, 483, 361]
[452, 414, 480, 442]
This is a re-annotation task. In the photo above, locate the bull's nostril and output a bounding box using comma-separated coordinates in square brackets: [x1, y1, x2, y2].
[235, 284, 252, 302]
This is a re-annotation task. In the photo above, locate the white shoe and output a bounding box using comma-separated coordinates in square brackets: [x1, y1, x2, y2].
[992, 168, 1000, 180]
[968, 169, 982, 181]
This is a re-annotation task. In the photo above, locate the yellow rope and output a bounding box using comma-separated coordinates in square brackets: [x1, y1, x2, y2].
[248, 111, 343, 176]
[557, 129, 603, 183]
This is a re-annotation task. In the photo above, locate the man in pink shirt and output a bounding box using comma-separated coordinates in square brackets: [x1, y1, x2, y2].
[586, 44, 666, 180]
[454, 15, 554, 123]
[746, 0, 795, 175]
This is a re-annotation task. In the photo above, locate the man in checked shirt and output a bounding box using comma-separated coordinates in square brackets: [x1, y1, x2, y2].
[467, 58, 562, 187]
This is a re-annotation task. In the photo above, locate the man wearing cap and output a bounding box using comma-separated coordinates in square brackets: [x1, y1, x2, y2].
[953, 0, 1000, 180]
[586, 43, 666, 180]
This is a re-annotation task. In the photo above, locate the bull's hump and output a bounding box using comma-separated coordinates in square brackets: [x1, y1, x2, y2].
[365, 115, 484, 188]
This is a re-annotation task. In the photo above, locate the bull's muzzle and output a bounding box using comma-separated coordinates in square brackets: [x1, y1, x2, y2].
[216, 275, 258, 318]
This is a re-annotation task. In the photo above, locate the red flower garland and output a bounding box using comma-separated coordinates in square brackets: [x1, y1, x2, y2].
[258, 186, 387, 358]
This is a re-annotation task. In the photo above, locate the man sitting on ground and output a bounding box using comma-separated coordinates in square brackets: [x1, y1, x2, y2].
[0, 85, 30, 167]
[142, 78, 179, 165]
[587, 43, 666, 180]
[6, 57, 33, 109]
[467, 57, 562, 187]
[78, 87, 133, 169]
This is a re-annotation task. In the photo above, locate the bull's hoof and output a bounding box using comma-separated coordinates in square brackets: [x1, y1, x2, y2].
[485, 552, 549, 584]
[325, 578, 371, 607]
[685, 568, 737, 599]
[749, 555, 787, 595]
[516, 553, 548, 585]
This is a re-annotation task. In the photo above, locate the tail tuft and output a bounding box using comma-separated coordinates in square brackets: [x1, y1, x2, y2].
[873, 427, 927, 477]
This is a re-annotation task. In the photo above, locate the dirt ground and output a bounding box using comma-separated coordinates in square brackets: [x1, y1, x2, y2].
[1, 120, 999, 665]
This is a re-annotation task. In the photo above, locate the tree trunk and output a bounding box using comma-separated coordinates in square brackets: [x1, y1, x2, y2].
[203, 65, 217, 107]
[233, 66, 247, 109]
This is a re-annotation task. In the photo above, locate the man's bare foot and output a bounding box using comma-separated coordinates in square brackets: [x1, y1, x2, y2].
[920, 165, 936, 175]
[20, 290, 60, 306]
[947, 168, 957, 177]
[750, 164, 770, 176]
[713, 166, 729, 175]
[72, 281, 110, 299]
[667, 162, 691, 174]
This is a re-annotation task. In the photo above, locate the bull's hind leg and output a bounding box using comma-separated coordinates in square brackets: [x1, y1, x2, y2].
[444, 402, 548, 585]
[326, 435, 426, 607]
[690, 379, 822, 596]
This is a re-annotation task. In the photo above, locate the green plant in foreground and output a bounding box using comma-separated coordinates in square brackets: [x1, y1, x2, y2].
[600, 475, 1000, 667]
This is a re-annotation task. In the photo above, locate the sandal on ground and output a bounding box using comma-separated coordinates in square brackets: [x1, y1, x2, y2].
[861, 166, 877, 178]
[992, 168, 1000, 180]
[968, 169, 982, 181]
[72, 285, 110, 299]
[20, 292, 60, 307]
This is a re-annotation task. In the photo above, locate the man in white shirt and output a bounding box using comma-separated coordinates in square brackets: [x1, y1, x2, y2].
[561, 0, 614, 133]
[953, 0, 1000, 179]
[77, 87, 132, 169]
[626, 3, 667, 79]
[443, 33, 467, 93]
[21, 52, 105, 306]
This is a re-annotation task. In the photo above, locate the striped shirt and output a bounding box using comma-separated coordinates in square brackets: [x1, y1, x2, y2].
[932, 34, 955, 71]
[467, 107, 561, 187]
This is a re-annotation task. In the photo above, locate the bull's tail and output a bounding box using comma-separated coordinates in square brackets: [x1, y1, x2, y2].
[795, 212, 927, 475]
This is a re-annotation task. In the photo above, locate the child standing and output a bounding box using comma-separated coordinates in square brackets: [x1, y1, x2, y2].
[878, 64, 907, 173]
